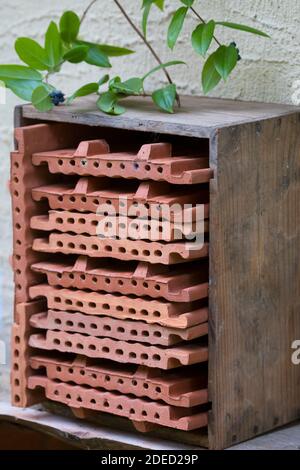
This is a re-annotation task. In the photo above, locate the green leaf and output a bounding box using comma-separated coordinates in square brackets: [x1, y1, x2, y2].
[76, 41, 111, 68]
[4, 79, 41, 101]
[142, 60, 186, 81]
[15, 38, 49, 71]
[110, 77, 144, 96]
[45, 22, 62, 69]
[32, 85, 54, 111]
[0, 65, 43, 82]
[59, 11, 80, 43]
[216, 21, 270, 38]
[98, 74, 110, 86]
[202, 52, 222, 94]
[142, 0, 165, 37]
[152, 84, 176, 113]
[63, 45, 89, 63]
[96, 44, 134, 57]
[167, 7, 188, 49]
[181, 0, 194, 6]
[214, 44, 238, 81]
[192, 20, 215, 56]
[97, 91, 126, 115]
[68, 82, 99, 103]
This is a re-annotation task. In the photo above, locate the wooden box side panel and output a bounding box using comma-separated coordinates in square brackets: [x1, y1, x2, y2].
[208, 113, 300, 449]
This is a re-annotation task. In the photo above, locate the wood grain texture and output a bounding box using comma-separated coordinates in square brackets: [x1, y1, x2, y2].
[209, 113, 300, 449]
[21, 95, 298, 138]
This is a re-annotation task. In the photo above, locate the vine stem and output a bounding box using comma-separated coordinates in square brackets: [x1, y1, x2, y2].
[81, 0, 99, 24]
[190, 7, 222, 47]
[113, 0, 180, 107]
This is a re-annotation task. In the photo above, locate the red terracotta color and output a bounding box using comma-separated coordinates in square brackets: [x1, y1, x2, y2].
[11, 300, 45, 407]
[32, 141, 213, 185]
[30, 310, 208, 346]
[33, 233, 209, 265]
[29, 355, 208, 407]
[30, 210, 209, 241]
[32, 178, 209, 220]
[28, 375, 208, 431]
[29, 331, 208, 369]
[31, 257, 209, 302]
[29, 284, 208, 329]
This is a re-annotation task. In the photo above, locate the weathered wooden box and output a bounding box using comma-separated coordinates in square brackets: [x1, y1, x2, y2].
[12, 96, 300, 449]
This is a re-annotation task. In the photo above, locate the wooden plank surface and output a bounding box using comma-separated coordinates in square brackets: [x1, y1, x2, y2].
[21, 95, 298, 138]
[1, 402, 300, 450]
[209, 113, 300, 449]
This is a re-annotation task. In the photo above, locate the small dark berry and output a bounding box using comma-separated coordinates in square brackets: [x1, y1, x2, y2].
[230, 41, 237, 48]
[237, 54, 242, 61]
[50, 90, 65, 106]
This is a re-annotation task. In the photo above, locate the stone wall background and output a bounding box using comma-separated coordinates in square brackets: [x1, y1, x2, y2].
[0, 0, 299, 399]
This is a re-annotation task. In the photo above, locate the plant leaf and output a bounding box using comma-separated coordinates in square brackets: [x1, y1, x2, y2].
[214, 44, 238, 80]
[68, 82, 99, 103]
[216, 21, 270, 38]
[167, 6, 188, 49]
[0, 65, 42, 82]
[4, 79, 41, 101]
[96, 44, 134, 57]
[97, 91, 125, 115]
[110, 77, 144, 95]
[76, 41, 111, 68]
[45, 22, 62, 69]
[15, 38, 49, 70]
[98, 74, 110, 86]
[202, 52, 222, 94]
[63, 45, 89, 63]
[152, 84, 176, 113]
[32, 85, 54, 111]
[142, 0, 164, 37]
[191, 20, 215, 56]
[59, 11, 80, 43]
[142, 60, 186, 81]
[181, 0, 194, 6]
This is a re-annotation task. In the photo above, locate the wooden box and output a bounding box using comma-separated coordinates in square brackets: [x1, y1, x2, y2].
[13, 96, 300, 449]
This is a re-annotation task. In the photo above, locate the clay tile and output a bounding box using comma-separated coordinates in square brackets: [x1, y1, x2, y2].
[73, 140, 110, 157]
[137, 143, 172, 161]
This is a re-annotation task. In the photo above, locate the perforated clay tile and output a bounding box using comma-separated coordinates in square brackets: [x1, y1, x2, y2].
[29, 355, 208, 407]
[29, 284, 208, 329]
[32, 141, 213, 185]
[31, 257, 209, 302]
[32, 233, 209, 265]
[32, 178, 209, 220]
[30, 210, 209, 241]
[30, 310, 208, 346]
[29, 331, 208, 369]
[28, 375, 208, 431]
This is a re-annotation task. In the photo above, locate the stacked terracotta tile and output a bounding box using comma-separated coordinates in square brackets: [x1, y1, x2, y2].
[11, 124, 212, 433]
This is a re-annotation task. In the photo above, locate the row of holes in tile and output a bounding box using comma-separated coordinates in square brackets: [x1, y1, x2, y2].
[54, 239, 164, 258]
[54, 366, 162, 393]
[52, 272, 162, 292]
[51, 337, 162, 362]
[54, 216, 167, 234]
[52, 295, 162, 317]
[52, 316, 164, 339]
[56, 159, 166, 174]
[51, 387, 162, 419]
[54, 196, 159, 211]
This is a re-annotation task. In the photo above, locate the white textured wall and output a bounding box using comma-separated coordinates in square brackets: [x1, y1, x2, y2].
[0, 0, 299, 399]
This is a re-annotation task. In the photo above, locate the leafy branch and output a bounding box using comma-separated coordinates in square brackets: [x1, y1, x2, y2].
[0, 0, 270, 116]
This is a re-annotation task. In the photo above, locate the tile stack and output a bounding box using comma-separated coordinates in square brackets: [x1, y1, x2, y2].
[11, 123, 212, 434]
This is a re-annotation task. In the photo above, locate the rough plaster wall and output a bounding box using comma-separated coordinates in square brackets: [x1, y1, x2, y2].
[0, 0, 299, 400]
